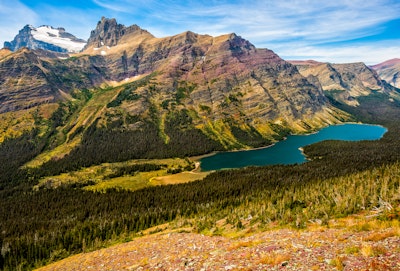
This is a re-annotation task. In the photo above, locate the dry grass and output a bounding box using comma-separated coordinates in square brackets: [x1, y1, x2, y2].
[227, 240, 260, 251]
[344, 245, 360, 255]
[86, 170, 165, 191]
[257, 252, 290, 266]
[26, 136, 82, 169]
[329, 256, 346, 271]
[35, 214, 400, 271]
[150, 171, 209, 185]
[364, 229, 398, 241]
[34, 158, 201, 191]
[361, 243, 387, 257]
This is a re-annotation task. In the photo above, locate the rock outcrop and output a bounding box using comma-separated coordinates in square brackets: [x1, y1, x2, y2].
[83, 17, 154, 50]
[291, 60, 398, 106]
[0, 48, 108, 113]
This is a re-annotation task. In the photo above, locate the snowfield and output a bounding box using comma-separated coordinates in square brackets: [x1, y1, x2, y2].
[31, 25, 86, 53]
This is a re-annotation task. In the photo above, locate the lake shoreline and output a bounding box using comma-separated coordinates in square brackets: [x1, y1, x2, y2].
[198, 122, 387, 171]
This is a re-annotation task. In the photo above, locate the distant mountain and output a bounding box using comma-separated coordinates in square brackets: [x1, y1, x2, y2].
[371, 58, 400, 88]
[4, 25, 86, 53]
[290, 60, 399, 106]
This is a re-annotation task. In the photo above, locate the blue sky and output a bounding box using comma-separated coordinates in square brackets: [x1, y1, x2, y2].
[1, 0, 399, 64]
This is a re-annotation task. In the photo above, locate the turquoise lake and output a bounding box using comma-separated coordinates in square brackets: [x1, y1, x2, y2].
[200, 123, 387, 171]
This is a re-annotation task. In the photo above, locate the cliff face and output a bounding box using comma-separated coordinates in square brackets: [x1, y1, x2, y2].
[0, 49, 57, 113]
[81, 20, 339, 128]
[291, 61, 398, 106]
[0, 48, 110, 113]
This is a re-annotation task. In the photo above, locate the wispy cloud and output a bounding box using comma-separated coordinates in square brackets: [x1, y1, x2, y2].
[92, 0, 158, 13]
[140, 0, 400, 63]
[1, 0, 399, 63]
[275, 41, 400, 65]
[154, 0, 399, 42]
[32, 5, 102, 40]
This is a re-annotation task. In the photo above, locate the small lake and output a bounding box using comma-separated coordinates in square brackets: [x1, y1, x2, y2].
[200, 123, 387, 171]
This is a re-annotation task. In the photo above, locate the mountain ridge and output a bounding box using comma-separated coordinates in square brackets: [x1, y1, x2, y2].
[371, 58, 400, 88]
[83, 16, 154, 52]
[290, 60, 399, 106]
[2, 18, 399, 158]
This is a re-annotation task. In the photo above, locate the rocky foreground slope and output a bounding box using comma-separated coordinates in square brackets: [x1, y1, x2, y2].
[37, 216, 400, 271]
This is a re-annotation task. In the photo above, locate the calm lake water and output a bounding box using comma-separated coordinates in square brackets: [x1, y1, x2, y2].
[200, 123, 387, 171]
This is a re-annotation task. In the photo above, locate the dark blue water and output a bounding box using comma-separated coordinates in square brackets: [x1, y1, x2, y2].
[200, 123, 387, 171]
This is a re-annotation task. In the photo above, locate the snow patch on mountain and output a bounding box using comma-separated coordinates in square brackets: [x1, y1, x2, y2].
[4, 25, 87, 53]
[31, 26, 86, 53]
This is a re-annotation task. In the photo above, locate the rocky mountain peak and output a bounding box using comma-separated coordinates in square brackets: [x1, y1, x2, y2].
[228, 33, 255, 53]
[84, 17, 151, 50]
[4, 24, 86, 53]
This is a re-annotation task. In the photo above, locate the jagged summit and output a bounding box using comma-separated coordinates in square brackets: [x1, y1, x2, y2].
[83, 17, 154, 51]
[4, 24, 86, 53]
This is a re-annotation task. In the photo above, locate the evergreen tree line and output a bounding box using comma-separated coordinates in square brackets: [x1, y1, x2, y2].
[30, 109, 224, 179]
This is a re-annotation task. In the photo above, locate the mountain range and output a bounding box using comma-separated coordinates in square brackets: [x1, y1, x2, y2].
[1, 17, 399, 158]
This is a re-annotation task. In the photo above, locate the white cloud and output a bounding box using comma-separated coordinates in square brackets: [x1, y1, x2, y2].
[275, 41, 400, 65]
[138, 0, 400, 63]
[1, 0, 399, 64]
[193, 0, 398, 44]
